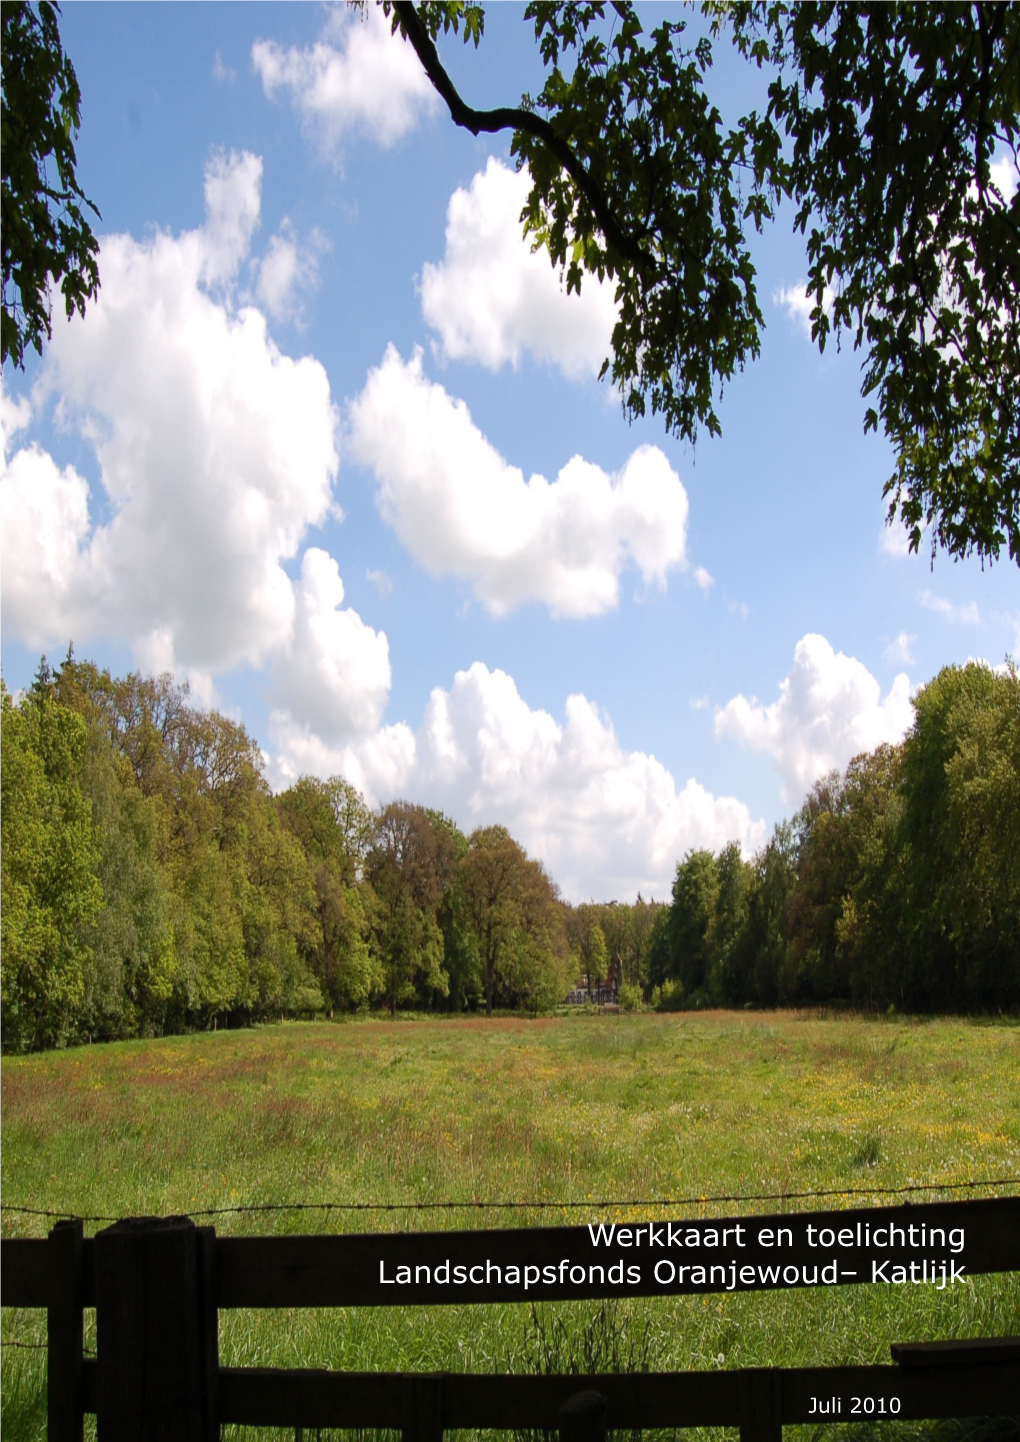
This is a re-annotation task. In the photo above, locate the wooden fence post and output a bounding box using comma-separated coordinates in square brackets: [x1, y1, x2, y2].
[739, 1367, 782, 1442]
[48, 1218, 85, 1442]
[558, 1389, 607, 1442]
[94, 1216, 218, 1441]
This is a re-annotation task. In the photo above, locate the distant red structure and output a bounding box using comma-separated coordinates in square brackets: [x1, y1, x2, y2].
[565, 954, 622, 1005]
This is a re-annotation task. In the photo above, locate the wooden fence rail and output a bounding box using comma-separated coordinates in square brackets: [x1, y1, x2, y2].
[2, 1197, 1018, 1441]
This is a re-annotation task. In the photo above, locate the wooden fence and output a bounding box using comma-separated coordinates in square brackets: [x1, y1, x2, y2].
[2, 1195, 1019, 1441]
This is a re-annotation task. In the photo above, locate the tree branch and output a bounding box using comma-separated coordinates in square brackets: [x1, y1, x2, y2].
[391, 1, 658, 282]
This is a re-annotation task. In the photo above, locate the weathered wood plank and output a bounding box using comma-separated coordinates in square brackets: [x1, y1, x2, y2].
[558, 1389, 607, 1442]
[48, 1220, 85, 1442]
[739, 1369, 781, 1442]
[214, 1197, 1020, 1308]
[215, 1361, 1020, 1429]
[891, 1335, 1020, 1367]
[403, 1373, 445, 1442]
[0, 1237, 97, 1308]
[1, 1239, 50, 1307]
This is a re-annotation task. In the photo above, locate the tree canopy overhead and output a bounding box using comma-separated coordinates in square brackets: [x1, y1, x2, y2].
[386, 0, 1020, 566]
[1, 0, 101, 372]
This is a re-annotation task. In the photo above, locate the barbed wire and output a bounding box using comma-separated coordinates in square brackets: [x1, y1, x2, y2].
[0, 1338, 97, 1356]
[1, 1174, 1017, 1227]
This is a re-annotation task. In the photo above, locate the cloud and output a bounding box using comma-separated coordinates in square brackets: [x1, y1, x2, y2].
[715, 633, 914, 804]
[212, 50, 236, 83]
[348, 345, 689, 618]
[1, 150, 392, 747]
[919, 590, 980, 625]
[269, 548, 391, 743]
[727, 599, 750, 620]
[254, 219, 330, 324]
[878, 511, 918, 557]
[1, 444, 94, 640]
[773, 279, 835, 338]
[884, 631, 916, 665]
[688, 695, 710, 711]
[366, 568, 393, 598]
[1, 389, 33, 456]
[693, 565, 714, 591]
[420, 158, 618, 380]
[989, 152, 1018, 205]
[269, 661, 765, 903]
[200, 148, 263, 286]
[251, 5, 437, 161]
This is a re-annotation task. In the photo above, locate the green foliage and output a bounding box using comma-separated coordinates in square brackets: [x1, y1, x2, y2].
[77, 720, 176, 1038]
[654, 661, 1019, 1013]
[393, 1, 1020, 563]
[0, 677, 102, 1050]
[1, 0, 100, 370]
[3, 650, 1017, 1053]
[460, 824, 567, 1014]
[655, 977, 685, 1011]
[366, 801, 457, 1013]
[5, 1013, 1018, 1422]
[617, 980, 642, 1011]
[897, 661, 1020, 1006]
[517, 3, 772, 449]
[669, 848, 721, 996]
[731, 1, 1020, 562]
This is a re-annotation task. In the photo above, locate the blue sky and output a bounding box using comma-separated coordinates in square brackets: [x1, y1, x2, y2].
[2, 2, 1017, 902]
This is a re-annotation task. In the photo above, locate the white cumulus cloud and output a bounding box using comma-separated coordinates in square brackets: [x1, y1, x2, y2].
[773, 279, 835, 338]
[254, 219, 330, 324]
[878, 510, 918, 557]
[919, 590, 981, 625]
[269, 548, 392, 743]
[348, 345, 689, 618]
[421, 157, 618, 380]
[884, 631, 916, 665]
[1, 389, 33, 454]
[269, 662, 764, 903]
[989, 152, 1018, 205]
[252, 5, 437, 161]
[201, 148, 263, 286]
[714, 633, 914, 805]
[1, 150, 390, 748]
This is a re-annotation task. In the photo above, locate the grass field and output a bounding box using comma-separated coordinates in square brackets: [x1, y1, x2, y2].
[2, 1009, 1018, 1440]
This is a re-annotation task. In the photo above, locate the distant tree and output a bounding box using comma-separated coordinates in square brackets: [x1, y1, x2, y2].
[427, 810, 482, 1009]
[2, 0, 100, 370]
[707, 842, 750, 999]
[669, 849, 720, 998]
[388, 1, 1020, 563]
[646, 904, 674, 992]
[278, 776, 373, 885]
[728, 822, 798, 1005]
[460, 825, 566, 1013]
[75, 716, 176, 1038]
[786, 746, 902, 1004]
[625, 894, 667, 991]
[1, 677, 102, 1050]
[460, 825, 528, 1016]
[366, 801, 454, 1013]
[898, 661, 1020, 1006]
[570, 902, 609, 995]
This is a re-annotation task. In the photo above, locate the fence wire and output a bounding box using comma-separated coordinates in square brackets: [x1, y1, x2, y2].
[2, 1173, 1017, 1226]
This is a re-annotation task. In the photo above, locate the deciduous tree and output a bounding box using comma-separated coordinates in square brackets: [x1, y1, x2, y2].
[1, 0, 100, 370]
[388, 0, 1020, 563]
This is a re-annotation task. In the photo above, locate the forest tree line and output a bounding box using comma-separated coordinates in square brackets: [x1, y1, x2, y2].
[1, 652, 1017, 1051]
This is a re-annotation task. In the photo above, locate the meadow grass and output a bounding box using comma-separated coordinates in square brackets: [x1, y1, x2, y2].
[2, 1009, 1018, 1440]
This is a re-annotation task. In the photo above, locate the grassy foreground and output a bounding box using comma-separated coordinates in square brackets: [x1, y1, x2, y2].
[2, 1009, 1018, 1440]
